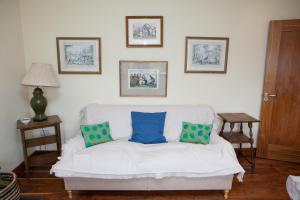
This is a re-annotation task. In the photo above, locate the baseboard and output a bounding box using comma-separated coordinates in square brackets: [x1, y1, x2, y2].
[13, 161, 25, 177]
[13, 150, 56, 177]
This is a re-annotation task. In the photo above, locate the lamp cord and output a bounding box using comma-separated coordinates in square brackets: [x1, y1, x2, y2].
[41, 128, 47, 150]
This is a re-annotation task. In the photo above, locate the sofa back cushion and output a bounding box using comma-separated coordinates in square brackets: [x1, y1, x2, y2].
[80, 104, 217, 141]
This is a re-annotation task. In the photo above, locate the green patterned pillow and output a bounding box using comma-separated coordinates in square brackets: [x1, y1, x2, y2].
[179, 122, 213, 144]
[80, 121, 113, 148]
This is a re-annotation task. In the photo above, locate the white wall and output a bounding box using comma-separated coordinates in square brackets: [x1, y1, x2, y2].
[0, 0, 29, 170]
[19, 0, 300, 145]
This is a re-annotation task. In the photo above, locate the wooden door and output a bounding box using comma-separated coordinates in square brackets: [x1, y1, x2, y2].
[256, 20, 300, 163]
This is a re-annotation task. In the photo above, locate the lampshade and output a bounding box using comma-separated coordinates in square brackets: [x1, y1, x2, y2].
[22, 63, 60, 87]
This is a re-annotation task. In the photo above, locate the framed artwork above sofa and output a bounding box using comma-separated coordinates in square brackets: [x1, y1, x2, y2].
[126, 16, 163, 48]
[185, 36, 229, 73]
[56, 37, 101, 74]
[119, 60, 168, 97]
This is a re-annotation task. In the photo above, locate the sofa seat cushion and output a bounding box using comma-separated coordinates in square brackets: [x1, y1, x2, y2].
[129, 112, 167, 144]
[51, 134, 244, 181]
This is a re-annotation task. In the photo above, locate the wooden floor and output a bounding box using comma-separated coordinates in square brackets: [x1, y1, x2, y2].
[17, 158, 300, 200]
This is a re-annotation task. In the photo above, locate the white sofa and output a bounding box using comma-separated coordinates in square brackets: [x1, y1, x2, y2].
[287, 175, 300, 200]
[51, 104, 244, 199]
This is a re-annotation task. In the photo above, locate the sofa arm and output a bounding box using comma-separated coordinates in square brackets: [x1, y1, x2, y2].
[60, 131, 85, 160]
[211, 114, 223, 136]
[210, 133, 231, 146]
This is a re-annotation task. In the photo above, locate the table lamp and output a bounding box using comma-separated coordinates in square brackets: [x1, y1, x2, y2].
[22, 63, 60, 121]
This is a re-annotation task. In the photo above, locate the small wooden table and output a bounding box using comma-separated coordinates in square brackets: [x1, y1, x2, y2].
[218, 113, 260, 171]
[16, 115, 62, 178]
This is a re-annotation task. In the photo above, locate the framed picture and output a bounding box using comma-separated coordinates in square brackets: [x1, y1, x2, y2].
[56, 37, 101, 74]
[126, 16, 163, 48]
[185, 37, 229, 73]
[119, 61, 168, 97]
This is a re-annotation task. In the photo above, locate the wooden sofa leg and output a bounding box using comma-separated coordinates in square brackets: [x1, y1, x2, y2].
[67, 190, 73, 199]
[224, 189, 229, 199]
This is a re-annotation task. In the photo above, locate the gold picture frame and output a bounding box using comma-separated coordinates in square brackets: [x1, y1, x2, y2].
[185, 36, 229, 73]
[56, 37, 101, 74]
[126, 16, 163, 48]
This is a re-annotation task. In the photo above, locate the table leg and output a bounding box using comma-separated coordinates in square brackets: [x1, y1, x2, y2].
[248, 122, 255, 170]
[220, 120, 226, 136]
[239, 122, 243, 133]
[229, 122, 234, 136]
[239, 143, 242, 156]
[55, 124, 62, 155]
[20, 130, 29, 179]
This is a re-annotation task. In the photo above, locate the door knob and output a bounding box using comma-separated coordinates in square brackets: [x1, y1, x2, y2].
[263, 92, 277, 101]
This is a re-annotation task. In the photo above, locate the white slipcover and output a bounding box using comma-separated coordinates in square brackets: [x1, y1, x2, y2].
[51, 104, 244, 181]
[287, 175, 300, 200]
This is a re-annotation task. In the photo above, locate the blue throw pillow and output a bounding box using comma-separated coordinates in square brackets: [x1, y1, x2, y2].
[129, 112, 167, 144]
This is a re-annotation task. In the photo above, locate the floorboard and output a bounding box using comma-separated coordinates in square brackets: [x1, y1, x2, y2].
[17, 158, 300, 200]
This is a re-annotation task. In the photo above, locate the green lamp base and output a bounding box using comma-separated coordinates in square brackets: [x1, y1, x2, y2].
[33, 114, 48, 121]
[30, 87, 48, 122]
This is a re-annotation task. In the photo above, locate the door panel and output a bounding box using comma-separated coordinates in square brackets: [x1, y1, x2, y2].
[269, 31, 300, 146]
[257, 20, 300, 163]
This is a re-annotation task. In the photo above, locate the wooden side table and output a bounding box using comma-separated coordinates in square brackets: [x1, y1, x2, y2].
[218, 113, 260, 171]
[16, 115, 62, 178]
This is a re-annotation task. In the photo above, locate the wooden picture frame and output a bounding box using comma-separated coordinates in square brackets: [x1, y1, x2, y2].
[185, 36, 229, 73]
[56, 37, 101, 74]
[119, 60, 168, 97]
[126, 16, 163, 48]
